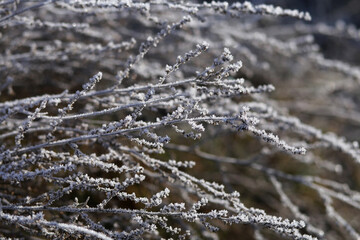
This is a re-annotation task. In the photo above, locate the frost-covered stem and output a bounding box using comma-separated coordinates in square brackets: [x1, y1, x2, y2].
[0, 211, 113, 240]
[318, 190, 360, 240]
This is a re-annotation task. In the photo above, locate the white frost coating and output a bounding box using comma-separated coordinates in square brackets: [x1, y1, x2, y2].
[0, 1, 358, 240]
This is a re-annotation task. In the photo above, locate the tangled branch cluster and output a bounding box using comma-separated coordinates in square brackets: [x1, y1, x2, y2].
[0, 1, 359, 239]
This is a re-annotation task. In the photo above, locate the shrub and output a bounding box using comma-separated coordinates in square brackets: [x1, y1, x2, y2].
[0, 1, 359, 239]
